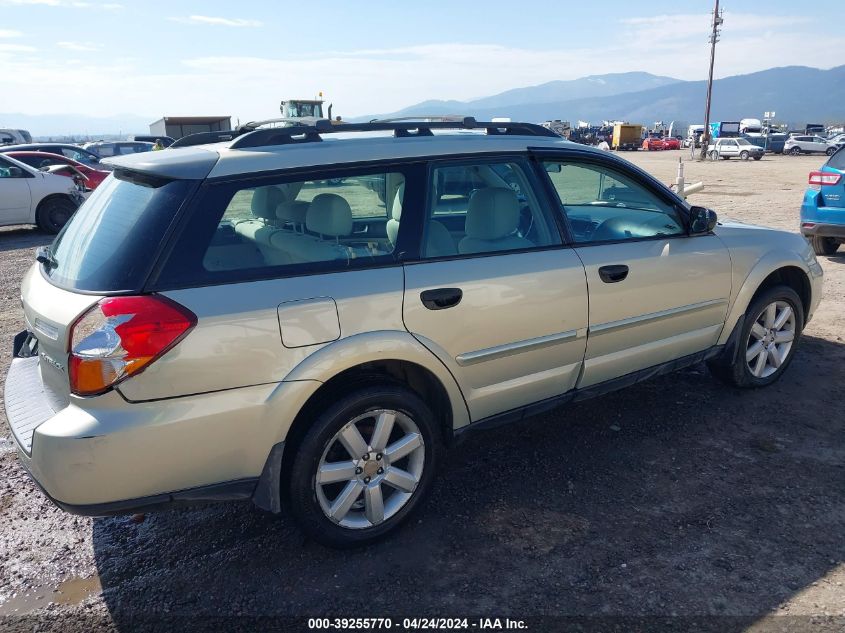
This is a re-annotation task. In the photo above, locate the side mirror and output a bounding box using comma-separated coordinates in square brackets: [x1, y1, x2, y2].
[689, 205, 718, 234]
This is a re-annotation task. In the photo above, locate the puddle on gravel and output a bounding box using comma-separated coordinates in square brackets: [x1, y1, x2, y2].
[0, 575, 102, 615]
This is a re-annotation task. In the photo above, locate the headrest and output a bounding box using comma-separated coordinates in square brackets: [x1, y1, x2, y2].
[276, 200, 309, 224]
[465, 187, 520, 240]
[306, 194, 353, 236]
[251, 186, 286, 221]
[278, 181, 303, 201]
[391, 183, 405, 221]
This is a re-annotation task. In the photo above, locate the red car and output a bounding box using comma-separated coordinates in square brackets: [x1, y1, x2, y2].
[662, 137, 681, 150]
[642, 137, 666, 151]
[6, 151, 110, 191]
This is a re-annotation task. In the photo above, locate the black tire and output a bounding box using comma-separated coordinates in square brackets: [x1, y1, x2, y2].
[740, 150, 750, 160]
[789, 147, 802, 156]
[811, 236, 839, 256]
[287, 384, 443, 548]
[753, 155, 762, 161]
[36, 196, 76, 234]
[826, 147, 837, 156]
[707, 285, 804, 388]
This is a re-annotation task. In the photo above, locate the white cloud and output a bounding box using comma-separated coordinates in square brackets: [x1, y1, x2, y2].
[0, 43, 36, 52]
[0, 12, 840, 121]
[57, 40, 101, 51]
[168, 15, 262, 27]
[0, 0, 121, 6]
[0, 29, 23, 37]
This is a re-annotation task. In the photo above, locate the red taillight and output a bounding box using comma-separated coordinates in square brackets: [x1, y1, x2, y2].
[68, 295, 196, 396]
[809, 171, 842, 188]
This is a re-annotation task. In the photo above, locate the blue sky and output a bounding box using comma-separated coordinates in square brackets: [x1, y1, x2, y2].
[1, 0, 842, 121]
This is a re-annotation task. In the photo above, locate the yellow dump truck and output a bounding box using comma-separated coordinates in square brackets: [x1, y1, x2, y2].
[612, 123, 643, 151]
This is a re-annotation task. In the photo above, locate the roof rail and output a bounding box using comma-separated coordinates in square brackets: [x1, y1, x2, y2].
[172, 117, 559, 150]
[369, 115, 469, 123]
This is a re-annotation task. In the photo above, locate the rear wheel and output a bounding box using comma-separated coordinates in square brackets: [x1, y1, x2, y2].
[789, 147, 802, 156]
[707, 285, 803, 388]
[287, 384, 442, 548]
[811, 236, 840, 256]
[35, 197, 76, 234]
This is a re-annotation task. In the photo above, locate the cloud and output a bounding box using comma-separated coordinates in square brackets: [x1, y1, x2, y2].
[57, 41, 101, 51]
[168, 15, 262, 27]
[0, 29, 23, 37]
[0, 12, 840, 121]
[0, 43, 36, 52]
[0, 0, 121, 6]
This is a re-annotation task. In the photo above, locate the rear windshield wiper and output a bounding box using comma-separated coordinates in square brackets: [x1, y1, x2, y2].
[35, 245, 58, 270]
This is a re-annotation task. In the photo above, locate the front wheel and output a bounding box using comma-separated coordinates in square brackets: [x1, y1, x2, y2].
[753, 155, 762, 161]
[740, 150, 750, 160]
[811, 235, 839, 256]
[789, 147, 802, 156]
[707, 285, 804, 388]
[287, 384, 442, 548]
[826, 147, 837, 156]
[36, 196, 76, 234]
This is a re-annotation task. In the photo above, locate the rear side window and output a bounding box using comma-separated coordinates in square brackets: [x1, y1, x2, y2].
[827, 147, 845, 171]
[44, 173, 194, 291]
[156, 164, 417, 288]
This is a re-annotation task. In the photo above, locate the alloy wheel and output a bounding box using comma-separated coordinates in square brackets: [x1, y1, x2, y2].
[745, 300, 796, 378]
[315, 409, 425, 529]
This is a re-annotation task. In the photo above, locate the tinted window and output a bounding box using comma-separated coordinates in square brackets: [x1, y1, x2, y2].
[157, 165, 415, 287]
[422, 159, 560, 258]
[44, 173, 194, 291]
[542, 160, 684, 243]
[827, 147, 845, 170]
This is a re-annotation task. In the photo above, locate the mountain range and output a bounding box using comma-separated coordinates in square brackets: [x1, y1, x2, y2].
[360, 65, 845, 127]
[3, 65, 843, 138]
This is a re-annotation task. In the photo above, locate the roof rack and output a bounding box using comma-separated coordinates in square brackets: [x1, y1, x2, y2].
[170, 117, 558, 150]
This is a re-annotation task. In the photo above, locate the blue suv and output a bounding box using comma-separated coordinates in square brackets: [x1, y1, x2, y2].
[801, 146, 845, 255]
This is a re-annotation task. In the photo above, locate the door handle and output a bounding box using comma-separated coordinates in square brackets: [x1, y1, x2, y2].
[420, 288, 463, 310]
[598, 264, 629, 283]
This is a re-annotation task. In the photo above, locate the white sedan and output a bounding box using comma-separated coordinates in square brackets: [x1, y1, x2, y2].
[0, 153, 83, 233]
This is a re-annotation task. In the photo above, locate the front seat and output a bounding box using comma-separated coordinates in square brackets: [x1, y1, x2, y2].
[458, 187, 532, 255]
[275, 181, 309, 232]
[388, 183, 457, 257]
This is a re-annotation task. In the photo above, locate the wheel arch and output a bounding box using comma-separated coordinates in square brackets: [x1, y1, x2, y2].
[719, 256, 813, 348]
[280, 331, 470, 446]
[33, 192, 76, 224]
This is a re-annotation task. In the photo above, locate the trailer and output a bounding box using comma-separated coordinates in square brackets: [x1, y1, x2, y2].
[612, 123, 643, 151]
[150, 116, 231, 141]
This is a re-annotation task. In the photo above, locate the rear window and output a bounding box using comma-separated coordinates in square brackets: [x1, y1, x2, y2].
[44, 172, 194, 292]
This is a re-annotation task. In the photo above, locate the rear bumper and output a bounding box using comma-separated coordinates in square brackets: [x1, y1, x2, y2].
[4, 345, 309, 514]
[800, 223, 845, 239]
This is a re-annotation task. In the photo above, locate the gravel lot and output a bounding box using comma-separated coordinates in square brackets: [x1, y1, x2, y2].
[0, 151, 843, 632]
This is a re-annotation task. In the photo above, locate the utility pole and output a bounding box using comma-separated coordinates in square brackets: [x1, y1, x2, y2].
[700, 0, 723, 160]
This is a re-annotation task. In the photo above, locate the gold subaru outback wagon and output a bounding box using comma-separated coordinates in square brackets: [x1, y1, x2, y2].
[4, 118, 823, 547]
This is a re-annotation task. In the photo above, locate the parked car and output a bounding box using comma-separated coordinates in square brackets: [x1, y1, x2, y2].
[662, 137, 681, 150]
[707, 138, 765, 160]
[784, 136, 839, 156]
[6, 151, 110, 191]
[642, 136, 665, 151]
[801, 146, 845, 255]
[0, 153, 82, 233]
[4, 118, 823, 547]
[0, 143, 111, 171]
[133, 135, 176, 147]
[82, 141, 154, 157]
